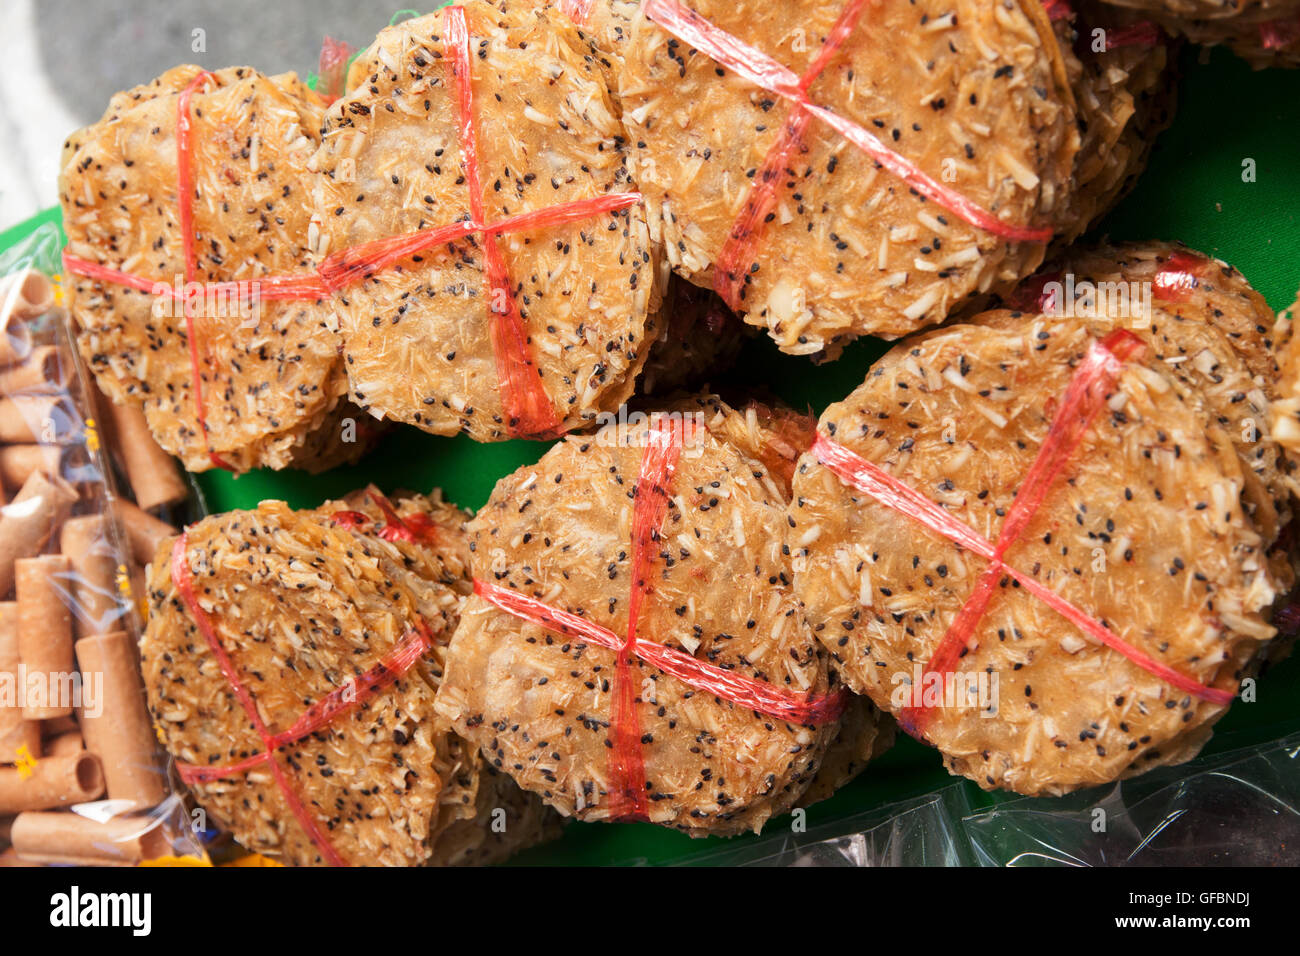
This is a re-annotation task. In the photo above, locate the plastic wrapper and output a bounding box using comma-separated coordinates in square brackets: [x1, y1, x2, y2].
[617, 0, 1078, 356]
[688, 728, 1300, 865]
[0, 224, 205, 866]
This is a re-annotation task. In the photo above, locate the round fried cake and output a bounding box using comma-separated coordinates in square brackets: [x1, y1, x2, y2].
[619, 0, 1079, 355]
[311, 2, 661, 441]
[790, 318, 1278, 796]
[1271, 292, 1300, 461]
[1099, 0, 1300, 68]
[60, 65, 351, 474]
[1022, 242, 1294, 511]
[436, 407, 841, 835]
[143, 491, 484, 866]
[1052, 2, 1177, 241]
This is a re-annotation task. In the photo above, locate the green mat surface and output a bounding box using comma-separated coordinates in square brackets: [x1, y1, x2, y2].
[4, 42, 1299, 866]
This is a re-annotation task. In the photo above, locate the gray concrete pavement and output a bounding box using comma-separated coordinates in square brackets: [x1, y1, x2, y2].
[2, 0, 414, 231]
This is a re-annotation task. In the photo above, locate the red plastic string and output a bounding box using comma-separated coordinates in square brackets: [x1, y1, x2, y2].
[170, 531, 440, 864]
[62, 4, 647, 452]
[1043, 0, 1072, 21]
[475, 579, 848, 725]
[812, 330, 1235, 735]
[169, 534, 346, 866]
[1105, 21, 1162, 49]
[445, 5, 562, 439]
[1261, 15, 1300, 51]
[317, 36, 356, 103]
[1152, 250, 1206, 302]
[178, 623, 435, 784]
[472, 418, 848, 818]
[559, 0, 594, 25]
[640, 0, 1054, 310]
[327, 487, 440, 544]
[175, 71, 237, 472]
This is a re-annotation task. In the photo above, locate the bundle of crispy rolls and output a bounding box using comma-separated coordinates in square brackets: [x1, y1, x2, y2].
[0, 266, 192, 868]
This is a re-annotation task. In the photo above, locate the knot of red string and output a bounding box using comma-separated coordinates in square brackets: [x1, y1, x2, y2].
[810, 328, 1236, 742]
[169, 529, 442, 866]
[473, 416, 847, 822]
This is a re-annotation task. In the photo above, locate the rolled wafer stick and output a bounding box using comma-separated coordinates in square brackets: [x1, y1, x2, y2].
[41, 714, 78, 738]
[60, 515, 127, 639]
[0, 815, 12, 844]
[110, 498, 177, 566]
[0, 270, 54, 323]
[0, 602, 41, 763]
[0, 751, 105, 812]
[0, 471, 77, 596]
[11, 809, 168, 866]
[0, 271, 42, 368]
[103, 401, 187, 510]
[0, 346, 68, 395]
[46, 730, 83, 757]
[0, 445, 62, 491]
[16, 555, 75, 719]
[129, 564, 148, 624]
[75, 630, 165, 808]
[0, 396, 69, 444]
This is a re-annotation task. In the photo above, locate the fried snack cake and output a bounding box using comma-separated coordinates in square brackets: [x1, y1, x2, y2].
[1051, 1, 1177, 242]
[1099, 0, 1300, 68]
[143, 490, 553, 865]
[60, 66, 355, 474]
[437, 400, 853, 835]
[1012, 242, 1294, 518]
[312, 2, 662, 442]
[617, 0, 1079, 356]
[1271, 292, 1300, 462]
[790, 318, 1278, 796]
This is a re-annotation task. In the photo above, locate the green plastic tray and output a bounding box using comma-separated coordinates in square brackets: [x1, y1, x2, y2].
[7, 42, 1300, 866]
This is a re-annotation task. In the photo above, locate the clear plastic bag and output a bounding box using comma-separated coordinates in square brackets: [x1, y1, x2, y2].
[701, 728, 1300, 866]
[0, 224, 205, 866]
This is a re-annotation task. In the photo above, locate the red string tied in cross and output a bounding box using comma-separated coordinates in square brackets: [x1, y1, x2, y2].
[473, 416, 847, 822]
[811, 329, 1235, 742]
[62, 5, 648, 451]
[170, 526, 441, 867]
[637, 0, 1055, 313]
[328, 485, 440, 546]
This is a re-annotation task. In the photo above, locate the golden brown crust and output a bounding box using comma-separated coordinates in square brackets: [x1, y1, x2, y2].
[60, 66, 351, 474]
[312, 2, 662, 441]
[143, 492, 481, 866]
[620, 0, 1079, 354]
[437, 406, 841, 835]
[791, 317, 1276, 795]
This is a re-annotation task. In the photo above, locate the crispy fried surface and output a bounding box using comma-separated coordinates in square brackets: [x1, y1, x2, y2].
[1100, 0, 1300, 68]
[60, 66, 350, 473]
[1053, 2, 1177, 241]
[143, 492, 482, 866]
[791, 318, 1276, 795]
[437, 408, 840, 835]
[312, 2, 661, 441]
[620, 0, 1078, 354]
